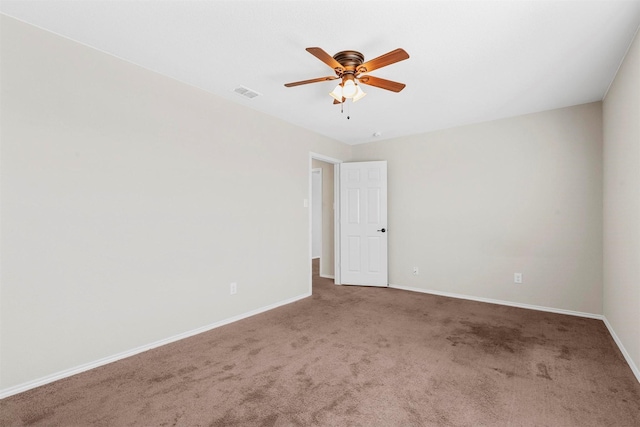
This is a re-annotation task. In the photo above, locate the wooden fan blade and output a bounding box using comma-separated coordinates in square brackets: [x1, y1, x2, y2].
[284, 76, 339, 87]
[333, 97, 346, 105]
[356, 48, 409, 74]
[306, 47, 345, 72]
[357, 75, 406, 92]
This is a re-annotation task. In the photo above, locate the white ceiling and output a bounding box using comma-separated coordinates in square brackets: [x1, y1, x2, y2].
[2, 0, 639, 145]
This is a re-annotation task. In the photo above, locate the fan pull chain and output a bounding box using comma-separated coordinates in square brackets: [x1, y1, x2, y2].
[339, 100, 350, 120]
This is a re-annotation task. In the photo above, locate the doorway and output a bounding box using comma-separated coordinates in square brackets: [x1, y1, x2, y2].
[309, 153, 342, 291]
[311, 160, 334, 279]
[308, 155, 389, 291]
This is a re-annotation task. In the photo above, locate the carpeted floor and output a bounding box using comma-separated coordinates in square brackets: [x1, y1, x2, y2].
[1, 260, 639, 426]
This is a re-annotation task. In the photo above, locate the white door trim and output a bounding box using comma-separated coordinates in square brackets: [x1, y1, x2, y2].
[309, 152, 343, 293]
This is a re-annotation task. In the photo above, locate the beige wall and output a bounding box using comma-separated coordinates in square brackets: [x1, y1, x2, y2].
[352, 103, 603, 314]
[0, 16, 350, 389]
[603, 28, 640, 376]
[311, 159, 335, 278]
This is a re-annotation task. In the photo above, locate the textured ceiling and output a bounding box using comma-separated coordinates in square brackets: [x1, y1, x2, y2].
[2, 0, 639, 145]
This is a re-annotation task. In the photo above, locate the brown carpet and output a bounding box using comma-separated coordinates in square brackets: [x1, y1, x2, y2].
[2, 260, 639, 426]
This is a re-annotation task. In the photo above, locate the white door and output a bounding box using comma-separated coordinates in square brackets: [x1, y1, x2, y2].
[340, 161, 388, 286]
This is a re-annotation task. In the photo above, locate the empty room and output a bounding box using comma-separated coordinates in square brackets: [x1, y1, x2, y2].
[1, 1, 639, 425]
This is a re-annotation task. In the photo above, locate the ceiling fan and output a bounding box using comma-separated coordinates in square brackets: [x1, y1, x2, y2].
[284, 47, 410, 104]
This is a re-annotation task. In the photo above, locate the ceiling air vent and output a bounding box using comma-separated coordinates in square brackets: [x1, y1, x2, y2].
[233, 86, 261, 99]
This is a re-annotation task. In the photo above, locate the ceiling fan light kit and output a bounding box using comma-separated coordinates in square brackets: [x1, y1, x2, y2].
[285, 47, 409, 106]
[329, 80, 367, 104]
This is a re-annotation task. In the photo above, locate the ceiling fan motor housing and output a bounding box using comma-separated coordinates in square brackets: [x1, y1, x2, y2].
[332, 50, 365, 76]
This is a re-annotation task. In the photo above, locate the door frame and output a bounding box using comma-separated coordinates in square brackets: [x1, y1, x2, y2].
[309, 152, 343, 291]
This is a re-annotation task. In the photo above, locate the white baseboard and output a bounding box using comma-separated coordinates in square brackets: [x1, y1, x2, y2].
[0, 292, 311, 400]
[389, 284, 603, 319]
[389, 284, 639, 384]
[319, 274, 335, 279]
[602, 317, 640, 383]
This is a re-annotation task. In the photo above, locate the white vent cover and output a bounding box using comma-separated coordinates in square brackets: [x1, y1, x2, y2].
[233, 86, 261, 99]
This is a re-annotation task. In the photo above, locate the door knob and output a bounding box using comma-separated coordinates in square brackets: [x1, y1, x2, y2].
[377, 228, 386, 233]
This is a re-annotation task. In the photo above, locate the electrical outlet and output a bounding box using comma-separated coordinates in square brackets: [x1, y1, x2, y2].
[413, 267, 419, 276]
[514, 273, 522, 284]
[230, 282, 237, 295]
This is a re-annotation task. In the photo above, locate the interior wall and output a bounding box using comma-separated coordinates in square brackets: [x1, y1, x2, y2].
[603, 28, 640, 376]
[311, 169, 322, 258]
[311, 159, 335, 278]
[0, 16, 350, 390]
[352, 102, 603, 314]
